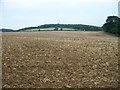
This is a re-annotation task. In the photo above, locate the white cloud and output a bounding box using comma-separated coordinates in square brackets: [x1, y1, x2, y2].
[1, 0, 118, 29]
[2, 0, 119, 9]
[2, 0, 119, 5]
[1, 0, 119, 10]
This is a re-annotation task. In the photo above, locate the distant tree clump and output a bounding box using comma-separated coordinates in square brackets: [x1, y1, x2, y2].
[102, 16, 120, 36]
[60, 28, 63, 31]
[54, 28, 58, 31]
[38, 29, 40, 31]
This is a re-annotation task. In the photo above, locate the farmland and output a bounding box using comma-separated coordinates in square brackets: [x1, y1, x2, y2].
[2, 31, 118, 88]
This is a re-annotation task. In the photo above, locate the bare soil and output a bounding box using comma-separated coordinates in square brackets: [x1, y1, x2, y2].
[2, 31, 118, 88]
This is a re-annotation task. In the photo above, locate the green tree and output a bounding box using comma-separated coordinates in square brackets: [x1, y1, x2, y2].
[102, 16, 120, 36]
[54, 28, 58, 31]
[60, 28, 63, 31]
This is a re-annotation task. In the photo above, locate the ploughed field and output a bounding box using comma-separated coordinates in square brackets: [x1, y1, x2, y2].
[2, 31, 118, 88]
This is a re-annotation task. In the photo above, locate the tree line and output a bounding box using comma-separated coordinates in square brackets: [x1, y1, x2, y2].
[18, 24, 101, 31]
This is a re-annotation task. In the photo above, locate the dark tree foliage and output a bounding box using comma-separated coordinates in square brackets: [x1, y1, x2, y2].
[38, 24, 101, 31]
[102, 16, 120, 36]
[0, 28, 15, 32]
[18, 27, 38, 31]
[117, 18, 120, 35]
[60, 28, 63, 31]
[18, 24, 102, 31]
[54, 28, 58, 31]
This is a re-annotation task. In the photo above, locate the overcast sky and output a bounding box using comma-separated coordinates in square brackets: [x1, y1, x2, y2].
[0, 0, 119, 30]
